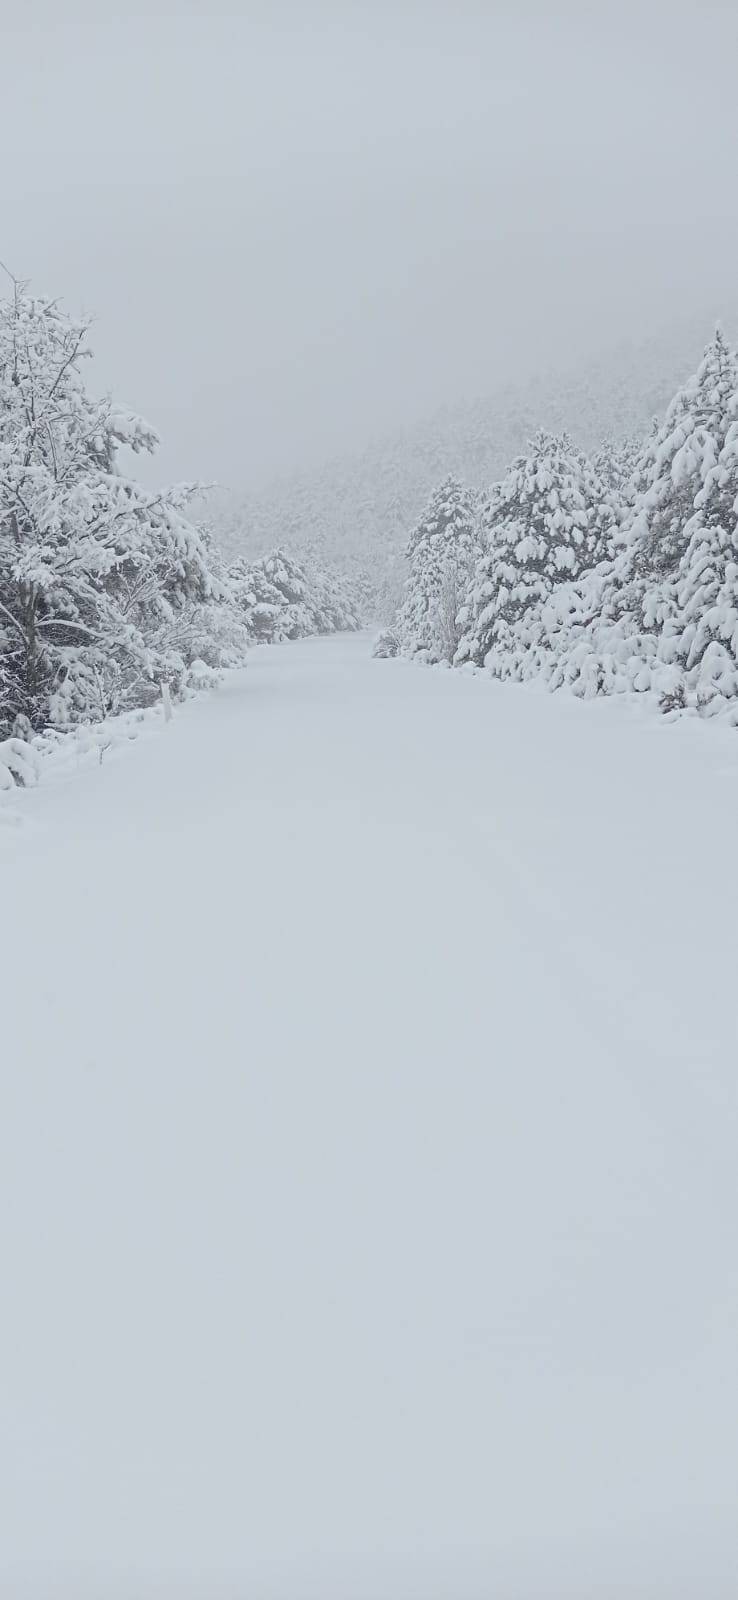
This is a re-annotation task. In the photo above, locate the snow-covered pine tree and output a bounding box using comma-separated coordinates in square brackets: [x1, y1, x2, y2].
[232, 549, 310, 642]
[307, 562, 364, 634]
[0, 276, 244, 734]
[514, 437, 641, 693]
[230, 548, 362, 643]
[455, 431, 609, 677]
[652, 355, 738, 718]
[629, 329, 738, 582]
[553, 329, 738, 706]
[591, 435, 641, 535]
[396, 476, 481, 663]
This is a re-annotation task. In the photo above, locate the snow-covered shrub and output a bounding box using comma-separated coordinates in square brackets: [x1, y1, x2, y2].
[230, 548, 363, 643]
[0, 276, 247, 735]
[0, 736, 40, 791]
[397, 477, 482, 662]
[371, 628, 399, 658]
[455, 432, 610, 677]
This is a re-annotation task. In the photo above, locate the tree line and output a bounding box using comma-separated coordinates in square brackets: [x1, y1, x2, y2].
[381, 330, 738, 725]
[0, 278, 361, 747]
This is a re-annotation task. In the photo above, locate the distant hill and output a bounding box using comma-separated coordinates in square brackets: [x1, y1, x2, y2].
[208, 316, 735, 596]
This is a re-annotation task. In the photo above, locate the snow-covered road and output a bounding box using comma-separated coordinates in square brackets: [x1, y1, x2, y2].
[2, 632, 737, 1599]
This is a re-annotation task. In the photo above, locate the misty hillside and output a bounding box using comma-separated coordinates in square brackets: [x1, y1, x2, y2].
[209, 317, 732, 585]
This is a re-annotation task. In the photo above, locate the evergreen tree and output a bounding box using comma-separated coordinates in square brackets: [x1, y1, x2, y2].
[396, 476, 481, 662]
[591, 435, 641, 536]
[456, 432, 609, 676]
[630, 329, 737, 582]
[230, 548, 362, 643]
[554, 331, 738, 708]
[654, 381, 738, 716]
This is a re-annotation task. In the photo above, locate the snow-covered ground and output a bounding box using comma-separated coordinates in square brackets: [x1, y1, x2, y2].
[2, 633, 737, 1600]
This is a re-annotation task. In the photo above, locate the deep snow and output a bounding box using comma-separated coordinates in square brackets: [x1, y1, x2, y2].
[2, 633, 737, 1600]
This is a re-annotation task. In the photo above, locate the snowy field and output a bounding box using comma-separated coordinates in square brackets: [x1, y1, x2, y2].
[2, 631, 737, 1600]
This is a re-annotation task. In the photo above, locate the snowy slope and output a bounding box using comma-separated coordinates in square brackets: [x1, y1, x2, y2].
[2, 634, 737, 1599]
[210, 317, 738, 581]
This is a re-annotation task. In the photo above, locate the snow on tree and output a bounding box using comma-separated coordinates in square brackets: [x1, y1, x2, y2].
[371, 627, 399, 658]
[455, 432, 610, 677]
[590, 435, 641, 536]
[551, 330, 738, 710]
[211, 324, 702, 607]
[0, 276, 246, 735]
[0, 734, 40, 790]
[230, 549, 305, 642]
[307, 560, 365, 636]
[230, 548, 363, 644]
[396, 476, 482, 662]
[630, 329, 737, 580]
[651, 383, 738, 719]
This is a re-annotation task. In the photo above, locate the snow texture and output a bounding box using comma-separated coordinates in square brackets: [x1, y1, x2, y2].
[2, 633, 737, 1600]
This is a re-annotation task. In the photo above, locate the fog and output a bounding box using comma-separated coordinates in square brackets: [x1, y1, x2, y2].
[3, 0, 738, 490]
[4, 8, 738, 1598]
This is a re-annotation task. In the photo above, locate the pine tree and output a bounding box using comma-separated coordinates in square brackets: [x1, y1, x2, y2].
[591, 435, 641, 536]
[631, 329, 737, 582]
[230, 548, 362, 643]
[456, 432, 609, 676]
[396, 476, 481, 662]
[654, 377, 738, 717]
[553, 330, 738, 708]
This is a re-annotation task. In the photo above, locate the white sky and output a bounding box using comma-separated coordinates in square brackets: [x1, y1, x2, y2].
[3, 0, 738, 488]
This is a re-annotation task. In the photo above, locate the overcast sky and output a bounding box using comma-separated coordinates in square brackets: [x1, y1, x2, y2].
[3, 0, 738, 490]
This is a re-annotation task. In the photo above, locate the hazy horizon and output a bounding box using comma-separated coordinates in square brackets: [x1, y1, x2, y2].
[4, 0, 738, 492]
